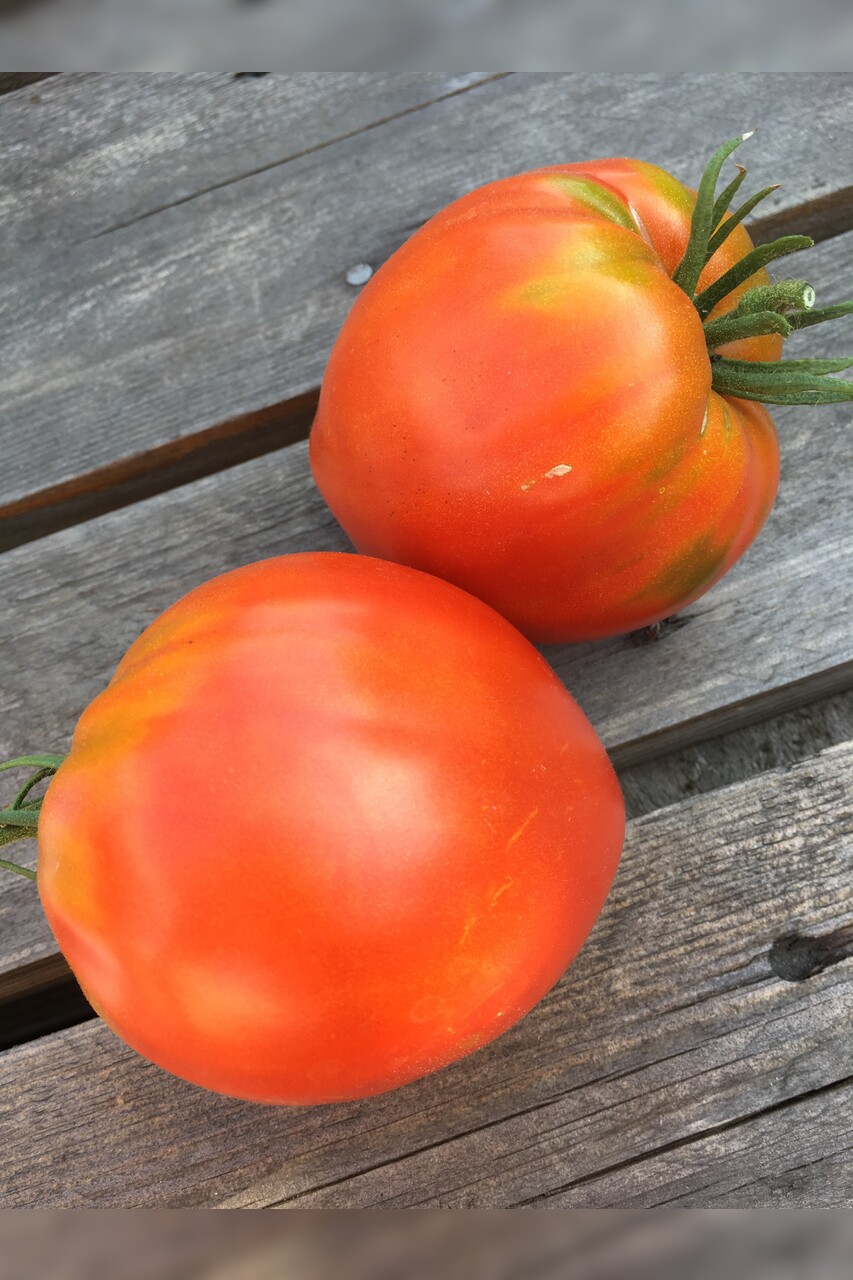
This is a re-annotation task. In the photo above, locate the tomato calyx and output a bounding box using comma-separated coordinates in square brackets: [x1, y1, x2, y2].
[0, 754, 65, 881]
[674, 133, 853, 406]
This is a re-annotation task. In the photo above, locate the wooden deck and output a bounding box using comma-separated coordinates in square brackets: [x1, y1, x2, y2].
[0, 72, 851, 1208]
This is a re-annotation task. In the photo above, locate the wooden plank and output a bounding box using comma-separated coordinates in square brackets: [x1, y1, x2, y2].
[0, 73, 497, 252]
[535, 1080, 853, 1207]
[0, 743, 849, 1208]
[3, 73, 849, 256]
[0, 228, 851, 978]
[2, 73, 852, 532]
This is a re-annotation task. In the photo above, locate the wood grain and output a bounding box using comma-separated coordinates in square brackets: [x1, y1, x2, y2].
[537, 1078, 853, 1207]
[0, 743, 849, 1208]
[0, 73, 498, 252]
[2, 73, 852, 529]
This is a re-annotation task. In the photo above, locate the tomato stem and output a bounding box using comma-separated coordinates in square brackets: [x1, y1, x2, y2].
[736, 281, 816, 314]
[678, 137, 853, 404]
[703, 280, 815, 349]
[0, 753, 65, 876]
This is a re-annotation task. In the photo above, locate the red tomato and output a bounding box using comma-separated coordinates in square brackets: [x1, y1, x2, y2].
[310, 157, 784, 642]
[38, 554, 624, 1104]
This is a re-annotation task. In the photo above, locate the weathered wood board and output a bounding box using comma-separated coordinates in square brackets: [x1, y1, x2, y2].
[1, 744, 849, 1207]
[2, 72, 852, 528]
[0, 73, 497, 253]
[541, 1078, 853, 1207]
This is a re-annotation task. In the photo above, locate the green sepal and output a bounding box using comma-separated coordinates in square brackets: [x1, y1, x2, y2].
[695, 236, 813, 319]
[679, 137, 853, 410]
[0, 754, 64, 880]
[673, 133, 753, 298]
[0, 823, 36, 849]
[12, 768, 52, 810]
[0, 809, 40, 829]
[0, 755, 65, 773]
[787, 300, 853, 330]
[712, 357, 853, 405]
[704, 310, 792, 349]
[705, 184, 780, 261]
[711, 164, 748, 228]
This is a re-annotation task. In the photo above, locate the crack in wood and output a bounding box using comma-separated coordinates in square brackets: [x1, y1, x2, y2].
[516, 1071, 853, 1206]
[86, 74, 509, 243]
[266, 1004, 825, 1208]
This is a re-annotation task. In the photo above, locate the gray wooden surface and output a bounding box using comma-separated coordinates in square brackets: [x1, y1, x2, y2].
[1, 745, 849, 1208]
[0, 71, 851, 1210]
[542, 1080, 853, 1207]
[2, 73, 852, 537]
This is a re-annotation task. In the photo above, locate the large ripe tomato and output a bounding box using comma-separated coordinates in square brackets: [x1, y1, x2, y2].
[37, 554, 624, 1104]
[311, 139, 849, 642]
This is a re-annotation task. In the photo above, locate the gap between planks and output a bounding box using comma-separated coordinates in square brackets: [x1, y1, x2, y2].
[1, 197, 852, 555]
[0, 955, 95, 1052]
[85, 74, 511, 242]
[0, 390, 318, 553]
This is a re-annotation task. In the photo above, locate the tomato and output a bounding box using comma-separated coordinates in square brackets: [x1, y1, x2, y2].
[311, 142, 842, 642]
[37, 553, 624, 1104]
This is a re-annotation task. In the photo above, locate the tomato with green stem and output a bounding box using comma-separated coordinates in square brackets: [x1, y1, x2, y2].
[311, 134, 853, 642]
[1, 554, 624, 1104]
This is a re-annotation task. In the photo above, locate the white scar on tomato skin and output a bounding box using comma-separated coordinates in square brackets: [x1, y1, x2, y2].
[490, 878, 515, 906]
[505, 806, 539, 851]
[521, 464, 573, 490]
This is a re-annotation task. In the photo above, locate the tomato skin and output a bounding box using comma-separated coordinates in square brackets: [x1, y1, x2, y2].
[38, 554, 624, 1105]
[310, 161, 781, 642]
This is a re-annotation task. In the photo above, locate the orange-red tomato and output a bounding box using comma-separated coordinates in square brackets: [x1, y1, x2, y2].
[311, 160, 782, 642]
[38, 554, 624, 1104]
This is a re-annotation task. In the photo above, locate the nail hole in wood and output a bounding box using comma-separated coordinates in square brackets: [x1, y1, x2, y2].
[768, 927, 853, 982]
